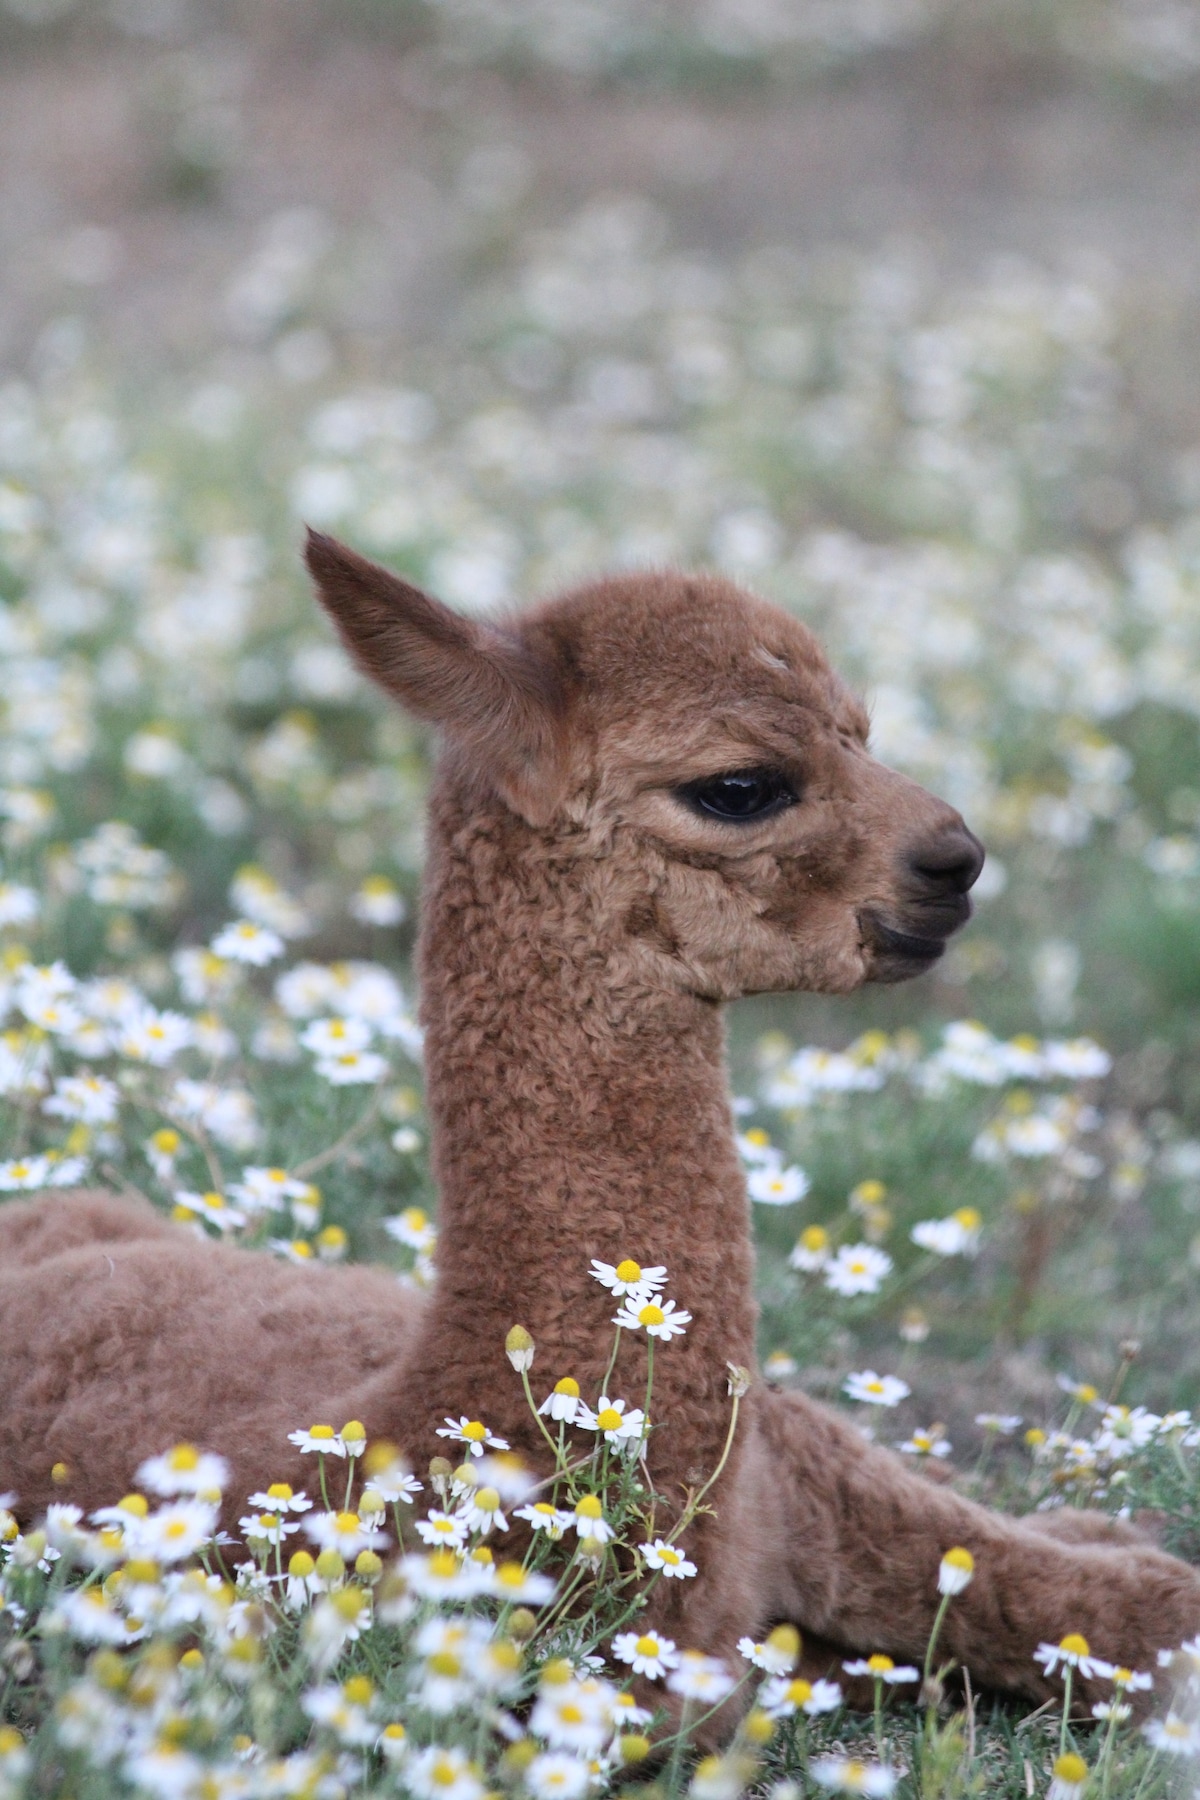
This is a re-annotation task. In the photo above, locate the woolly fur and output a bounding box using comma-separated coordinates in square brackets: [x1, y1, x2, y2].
[2, 535, 1198, 1724]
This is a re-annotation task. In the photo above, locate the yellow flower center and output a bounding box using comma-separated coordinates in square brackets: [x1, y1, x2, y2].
[576, 1496, 603, 1519]
[496, 1563, 526, 1589]
[461, 1421, 488, 1442]
[403, 1208, 427, 1230]
[476, 1488, 500, 1512]
[554, 1378, 580, 1397]
[943, 1547, 974, 1572]
[635, 1635, 660, 1656]
[329, 1586, 366, 1622]
[866, 1654, 895, 1674]
[427, 1551, 458, 1578]
[638, 1304, 665, 1327]
[1060, 1634, 1090, 1658]
[267, 1484, 293, 1501]
[309, 1425, 335, 1440]
[953, 1207, 981, 1231]
[596, 1408, 623, 1432]
[167, 1445, 199, 1472]
[289, 1552, 315, 1577]
[429, 1651, 462, 1677]
[615, 1259, 642, 1282]
[559, 1704, 584, 1725]
[659, 1548, 681, 1566]
[786, 1679, 813, 1705]
[1053, 1753, 1088, 1782]
[800, 1226, 828, 1251]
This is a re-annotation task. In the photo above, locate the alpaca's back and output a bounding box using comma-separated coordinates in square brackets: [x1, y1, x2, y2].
[0, 1189, 175, 1267]
[0, 1193, 426, 1522]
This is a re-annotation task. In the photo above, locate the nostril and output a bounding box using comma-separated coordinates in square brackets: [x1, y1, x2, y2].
[907, 827, 986, 895]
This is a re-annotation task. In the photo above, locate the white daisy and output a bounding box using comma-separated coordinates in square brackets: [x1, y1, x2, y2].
[611, 1296, 692, 1339]
[589, 1257, 667, 1299]
[314, 1047, 389, 1085]
[436, 1416, 510, 1458]
[843, 1370, 910, 1408]
[843, 1655, 919, 1684]
[538, 1378, 584, 1424]
[665, 1653, 733, 1702]
[135, 1444, 230, 1498]
[1033, 1635, 1112, 1680]
[747, 1164, 810, 1205]
[210, 918, 285, 966]
[611, 1630, 679, 1679]
[299, 1015, 373, 1057]
[824, 1244, 893, 1297]
[760, 1675, 843, 1717]
[640, 1538, 697, 1578]
[577, 1395, 646, 1446]
[810, 1758, 896, 1796]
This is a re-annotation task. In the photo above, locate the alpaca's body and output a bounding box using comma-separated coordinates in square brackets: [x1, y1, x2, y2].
[3, 536, 1200, 1725]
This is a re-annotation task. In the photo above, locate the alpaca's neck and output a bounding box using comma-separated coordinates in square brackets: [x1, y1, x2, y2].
[394, 775, 758, 1491]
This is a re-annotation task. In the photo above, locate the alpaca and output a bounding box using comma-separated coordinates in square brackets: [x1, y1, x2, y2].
[2, 531, 1199, 1724]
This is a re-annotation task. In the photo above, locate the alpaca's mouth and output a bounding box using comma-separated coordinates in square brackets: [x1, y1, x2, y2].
[860, 909, 963, 982]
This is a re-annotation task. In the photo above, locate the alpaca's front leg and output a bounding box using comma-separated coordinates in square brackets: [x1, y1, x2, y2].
[758, 1386, 1200, 1707]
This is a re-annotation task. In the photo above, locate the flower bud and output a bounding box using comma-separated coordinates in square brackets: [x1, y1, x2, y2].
[938, 1546, 975, 1596]
[619, 1735, 652, 1765]
[726, 1363, 751, 1399]
[505, 1324, 535, 1372]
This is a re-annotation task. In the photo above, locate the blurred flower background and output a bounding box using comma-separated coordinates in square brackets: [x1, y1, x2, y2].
[6, 0, 1200, 1469]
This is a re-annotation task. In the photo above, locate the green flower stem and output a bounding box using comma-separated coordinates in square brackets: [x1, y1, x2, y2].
[923, 1591, 953, 1684]
[664, 1696, 691, 1798]
[1060, 1664, 1074, 1759]
[654, 1671, 753, 1755]
[293, 1086, 382, 1180]
[601, 1325, 623, 1399]
[671, 1390, 741, 1540]
[519, 1364, 570, 1470]
[1097, 1698, 1123, 1799]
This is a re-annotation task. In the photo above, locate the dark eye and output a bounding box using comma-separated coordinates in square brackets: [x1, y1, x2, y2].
[677, 767, 798, 823]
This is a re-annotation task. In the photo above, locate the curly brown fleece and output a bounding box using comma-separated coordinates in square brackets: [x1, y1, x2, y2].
[2, 533, 1198, 1726]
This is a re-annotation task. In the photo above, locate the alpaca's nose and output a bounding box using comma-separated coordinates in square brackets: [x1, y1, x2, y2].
[906, 825, 985, 897]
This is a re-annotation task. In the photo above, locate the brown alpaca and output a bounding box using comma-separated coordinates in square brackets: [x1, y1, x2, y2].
[2, 532, 1199, 1723]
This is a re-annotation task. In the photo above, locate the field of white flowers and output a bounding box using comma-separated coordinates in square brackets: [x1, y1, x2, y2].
[5, 3, 1200, 1796]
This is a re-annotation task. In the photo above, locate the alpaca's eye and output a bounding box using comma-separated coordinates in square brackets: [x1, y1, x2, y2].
[677, 768, 797, 823]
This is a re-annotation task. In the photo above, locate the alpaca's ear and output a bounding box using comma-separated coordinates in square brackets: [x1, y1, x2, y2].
[304, 529, 568, 826]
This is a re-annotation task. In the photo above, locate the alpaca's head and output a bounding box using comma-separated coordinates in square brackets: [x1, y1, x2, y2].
[306, 531, 983, 999]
